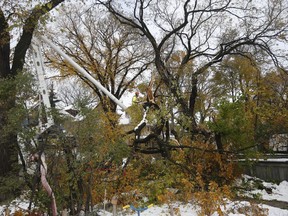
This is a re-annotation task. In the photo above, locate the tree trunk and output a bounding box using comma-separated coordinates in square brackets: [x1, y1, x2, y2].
[215, 132, 224, 154]
[0, 9, 20, 201]
[189, 75, 198, 124]
[0, 9, 10, 77]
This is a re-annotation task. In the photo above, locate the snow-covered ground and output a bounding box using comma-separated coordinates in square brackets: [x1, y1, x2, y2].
[113, 201, 288, 216]
[98, 175, 288, 216]
[1, 175, 288, 215]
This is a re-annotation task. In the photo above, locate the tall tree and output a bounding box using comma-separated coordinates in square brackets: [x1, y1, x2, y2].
[99, 0, 288, 151]
[46, 5, 152, 113]
[0, 0, 65, 200]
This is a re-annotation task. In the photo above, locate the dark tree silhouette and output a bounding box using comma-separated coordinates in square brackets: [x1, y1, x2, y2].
[0, 0, 65, 201]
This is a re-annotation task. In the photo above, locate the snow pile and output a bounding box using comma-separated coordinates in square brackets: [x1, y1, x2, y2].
[262, 181, 288, 202]
[237, 175, 288, 203]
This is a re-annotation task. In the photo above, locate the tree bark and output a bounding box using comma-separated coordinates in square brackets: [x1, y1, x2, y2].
[0, 9, 10, 77]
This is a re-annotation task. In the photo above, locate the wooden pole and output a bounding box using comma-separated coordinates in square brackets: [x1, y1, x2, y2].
[111, 195, 118, 216]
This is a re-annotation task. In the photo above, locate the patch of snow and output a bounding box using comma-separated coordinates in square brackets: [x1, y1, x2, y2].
[0, 198, 35, 215]
[264, 205, 288, 216]
[118, 110, 131, 125]
[261, 181, 288, 202]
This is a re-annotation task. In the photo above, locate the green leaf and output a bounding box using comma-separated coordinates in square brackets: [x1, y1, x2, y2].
[47, 2, 53, 9]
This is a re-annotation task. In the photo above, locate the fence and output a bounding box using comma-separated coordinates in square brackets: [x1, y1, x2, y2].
[241, 159, 288, 182]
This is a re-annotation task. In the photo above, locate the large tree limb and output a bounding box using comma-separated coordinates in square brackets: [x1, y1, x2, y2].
[11, 0, 65, 76]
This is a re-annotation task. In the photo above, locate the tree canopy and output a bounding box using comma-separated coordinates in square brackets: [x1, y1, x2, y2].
[0, 0, 288, 214]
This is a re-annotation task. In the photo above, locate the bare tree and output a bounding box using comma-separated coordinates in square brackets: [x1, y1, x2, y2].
[46, 4, 153, 113]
